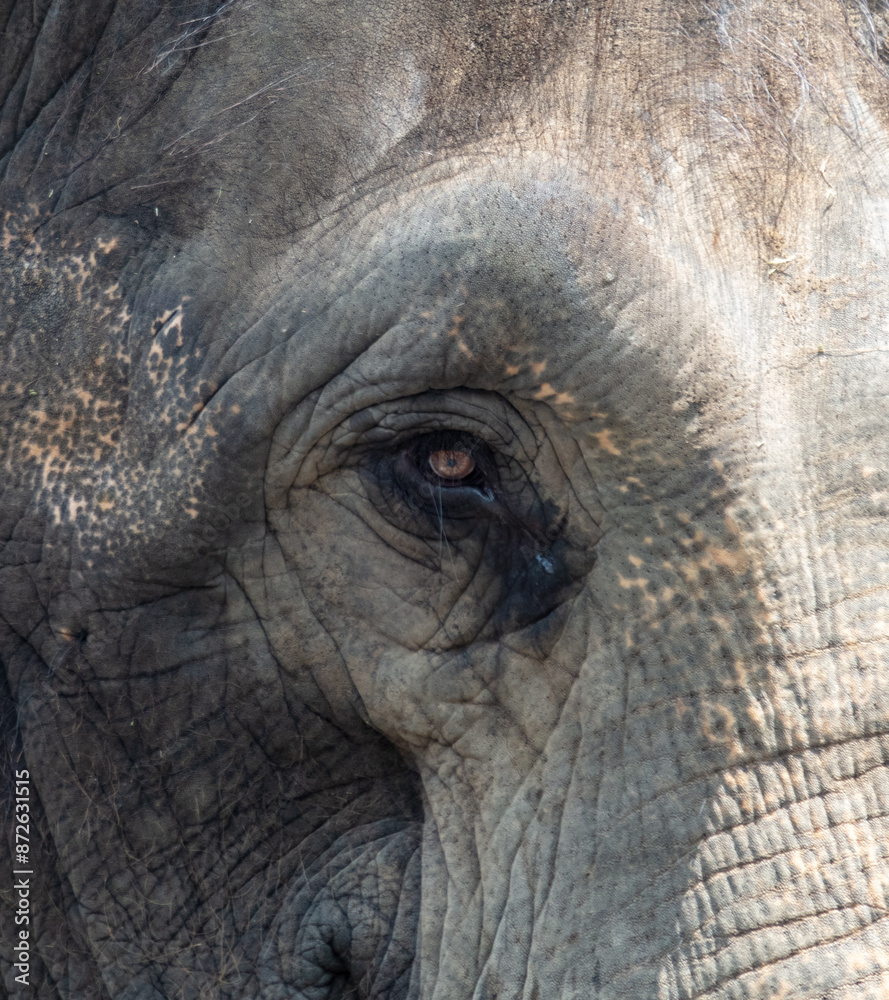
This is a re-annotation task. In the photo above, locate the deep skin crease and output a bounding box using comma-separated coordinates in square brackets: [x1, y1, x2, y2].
[3, 1, 889, 998]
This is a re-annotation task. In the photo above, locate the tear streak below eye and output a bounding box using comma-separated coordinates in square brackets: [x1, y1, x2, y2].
[428, 449, 475, 480]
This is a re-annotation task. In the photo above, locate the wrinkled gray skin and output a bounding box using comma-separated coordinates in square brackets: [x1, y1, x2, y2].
[3, 1, 889, 997]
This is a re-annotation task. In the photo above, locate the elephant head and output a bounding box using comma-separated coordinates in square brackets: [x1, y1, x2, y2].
[2, 1, 889, 998]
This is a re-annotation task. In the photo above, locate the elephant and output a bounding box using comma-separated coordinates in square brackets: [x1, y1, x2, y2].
[3, 0, 889, 997]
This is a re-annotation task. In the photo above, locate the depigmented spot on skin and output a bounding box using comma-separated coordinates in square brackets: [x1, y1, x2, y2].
[746, 698, 767, 730]
[721, 767, 759, 815]
[866, 871, 889, 911]
[530, 360, 546, 375]
[447, 315, 464, 337]
[617, 572, 657, 607]
[153, 305, 186, 347]
[731, 657, 754, 688]
[703, 543, 749, 574]
[504, 364, 520, 376]
[147, 342, 166, 384]
[532, 383, 575, 405]
[592, 429, 621, 455]
[723, 513, 742, 538]
[701, 701, 743, 761]
[670, 516, 750, 582]
[677, 560, 700, 584]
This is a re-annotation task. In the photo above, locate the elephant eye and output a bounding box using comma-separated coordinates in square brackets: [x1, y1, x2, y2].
[393, 431, 496, 506]
[428, 448, 474, 482]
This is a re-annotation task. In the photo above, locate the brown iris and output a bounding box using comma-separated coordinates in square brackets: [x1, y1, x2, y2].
[428, 449, 474, 480]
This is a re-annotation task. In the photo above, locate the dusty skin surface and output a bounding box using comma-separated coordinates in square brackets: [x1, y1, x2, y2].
[2, 1, 889, 998]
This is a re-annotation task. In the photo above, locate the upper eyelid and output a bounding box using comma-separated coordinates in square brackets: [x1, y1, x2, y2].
[413, 433, 490, 463]
[343, 397, 525, 456]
